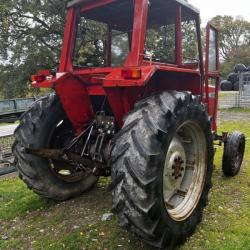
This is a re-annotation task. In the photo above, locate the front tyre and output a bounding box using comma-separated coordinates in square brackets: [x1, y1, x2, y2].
[222, 131, 245, 177]
[12, 94, 98, 201]
[110, 91, 214, 249]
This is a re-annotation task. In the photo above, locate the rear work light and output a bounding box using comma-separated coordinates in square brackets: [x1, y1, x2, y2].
[121, 68, 142, 79]
[31, 70, 52, 82]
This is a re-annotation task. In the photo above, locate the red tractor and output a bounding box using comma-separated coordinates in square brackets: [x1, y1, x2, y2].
[13, 0, 245, 248]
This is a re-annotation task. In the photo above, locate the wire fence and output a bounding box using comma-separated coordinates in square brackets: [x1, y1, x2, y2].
[219, 72, 250, 109]
[218, 92, 250, 109]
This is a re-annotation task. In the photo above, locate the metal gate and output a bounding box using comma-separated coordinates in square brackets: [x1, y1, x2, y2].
[239, 72, 250, 107]
[219, 72, 250, 109]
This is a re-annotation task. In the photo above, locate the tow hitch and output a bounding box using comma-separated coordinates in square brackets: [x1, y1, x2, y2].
[25, 113, 115, 177]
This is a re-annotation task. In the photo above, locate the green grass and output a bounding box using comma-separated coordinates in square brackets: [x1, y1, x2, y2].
[218, 91, 238, 98]
[0, 178, 56, 220]
[182, 120, 250, 250]
[219, 107, 250, 113]
[0, 178, 147, 250]
[0, 119, 249, 250]
[0, 123, 11, 127]
[0, 121, 19, 127]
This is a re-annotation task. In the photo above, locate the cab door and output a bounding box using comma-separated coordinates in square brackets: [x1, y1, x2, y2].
[205, 23, 220, 131]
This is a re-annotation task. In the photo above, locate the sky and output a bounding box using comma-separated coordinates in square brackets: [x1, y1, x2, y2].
[189, 0, 250, 25]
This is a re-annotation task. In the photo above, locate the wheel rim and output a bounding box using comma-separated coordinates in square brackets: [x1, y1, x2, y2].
[233, 140, 244, 171]
[163, 121, 207, 221]
[49, 119, 89, 183]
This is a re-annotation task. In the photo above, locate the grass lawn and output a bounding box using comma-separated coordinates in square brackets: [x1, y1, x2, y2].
[0, 123, 12, 127]
[0, 117, 250, 250]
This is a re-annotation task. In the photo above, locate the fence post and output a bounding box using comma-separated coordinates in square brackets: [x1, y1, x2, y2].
[0, 144, 3, 161]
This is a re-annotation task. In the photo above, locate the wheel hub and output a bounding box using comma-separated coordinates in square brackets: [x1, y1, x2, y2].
[164, 136, 186, 196]
[163, 121, 207, 221]
[172, 155, 185, 180]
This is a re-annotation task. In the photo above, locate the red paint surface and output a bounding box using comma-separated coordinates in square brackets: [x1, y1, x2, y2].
[55, 73, 94, 134]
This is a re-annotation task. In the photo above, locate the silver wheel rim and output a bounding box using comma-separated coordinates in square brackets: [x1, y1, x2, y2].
[163, 121, 207, 221]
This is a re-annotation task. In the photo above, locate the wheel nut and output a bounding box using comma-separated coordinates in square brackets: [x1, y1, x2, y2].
[181, 167, 184, 171]
[179, 173, 182, 177]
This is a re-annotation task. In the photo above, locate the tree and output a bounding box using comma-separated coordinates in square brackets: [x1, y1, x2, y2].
[0, 0, 69, 98]
[211, 15, 250, 61]
[210, 16, 250, 78]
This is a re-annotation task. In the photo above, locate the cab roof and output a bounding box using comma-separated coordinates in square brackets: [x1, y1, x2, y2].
[67, 0, 200, 15]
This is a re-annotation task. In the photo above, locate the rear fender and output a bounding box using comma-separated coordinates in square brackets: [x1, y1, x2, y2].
[54, 73, 94, 134]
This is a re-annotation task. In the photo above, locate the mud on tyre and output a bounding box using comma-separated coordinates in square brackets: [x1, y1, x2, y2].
[110, 91, 214, 249]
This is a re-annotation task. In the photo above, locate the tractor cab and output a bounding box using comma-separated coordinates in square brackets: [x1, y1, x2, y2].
[63, 0, 204, 72]
[67, 0, 200, 69]
[32, 0, 219, 130]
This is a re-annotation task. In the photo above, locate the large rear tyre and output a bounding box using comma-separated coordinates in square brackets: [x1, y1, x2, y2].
[233, 81, 240, 91]
[234, 64, 246, 73]
[110, 91, 214, 249]
[220, 80, 233, 91]
[227, 73, 239, 84]
[12, 94, 98, 201]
